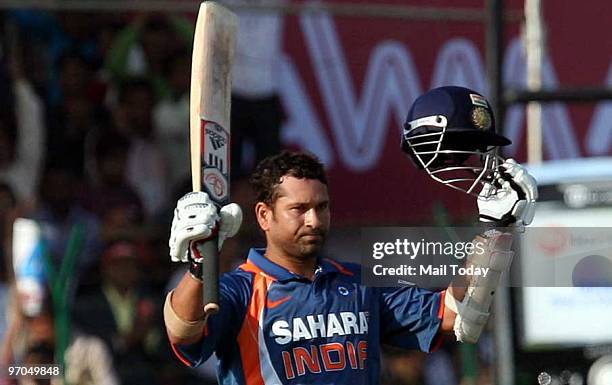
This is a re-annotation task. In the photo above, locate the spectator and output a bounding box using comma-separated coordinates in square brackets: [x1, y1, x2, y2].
[105, 14, 193, 100]
[381, 347, 458, 385]
[0, 52, 45, 207]
[30, 163, 101, 277]
[19, 342, 55, 385]
[8, 10, 105, 106]
[153, 48, 191, 190]
[115, 78, 169, 219]
[45, 52, 110, 179]
[11, 307, 119, 385]
[224, 0, 286, 180]
[73, 240, 162, 384]
[81, 132, 144, 235]
[55, 51, 107, 106]
[0, 183, 16, 282]
[0, 183, 16, 355]
[382, 348, 428, 385]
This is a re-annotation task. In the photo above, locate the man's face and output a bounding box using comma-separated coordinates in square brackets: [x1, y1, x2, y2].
[123, 88, 154, 136]
[103, 257, 141, 292]
[260, 176, 330, 260]
[41, 169, 77, 214]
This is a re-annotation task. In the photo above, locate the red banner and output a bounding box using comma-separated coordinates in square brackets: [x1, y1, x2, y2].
[278, 0, 611, 225]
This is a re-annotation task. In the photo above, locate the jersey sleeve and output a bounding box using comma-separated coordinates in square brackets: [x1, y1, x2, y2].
[378, 286, 444, 352]
[171, 272, 252, 367]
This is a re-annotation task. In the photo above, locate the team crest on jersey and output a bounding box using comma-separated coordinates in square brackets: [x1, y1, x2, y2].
[338, 286, 350, 296]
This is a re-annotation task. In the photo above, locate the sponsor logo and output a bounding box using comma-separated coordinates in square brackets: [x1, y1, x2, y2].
[203, 121, 229, 174]
[207, 129, 226, 151]
[267, 295, 292, 309]
[272, 311, 369, 345]
[204, 170, 228, 200]
[281, 340, 367, 380]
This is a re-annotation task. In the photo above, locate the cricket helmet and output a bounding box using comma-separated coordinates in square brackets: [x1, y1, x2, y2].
[401, 86, 511, 195]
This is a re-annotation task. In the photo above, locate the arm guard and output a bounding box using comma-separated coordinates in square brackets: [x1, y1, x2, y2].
[445, 230, 514, 343]
[163, 291, 207, 340]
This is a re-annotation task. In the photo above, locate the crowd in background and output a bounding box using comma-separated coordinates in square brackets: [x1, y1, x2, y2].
[0, 7, 491, 385]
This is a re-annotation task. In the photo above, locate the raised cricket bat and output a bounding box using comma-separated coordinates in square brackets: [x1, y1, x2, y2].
[190, 1, 237, 314]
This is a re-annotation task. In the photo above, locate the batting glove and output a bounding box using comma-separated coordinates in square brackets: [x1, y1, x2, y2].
[169, 191, 242, 263]
[477, 159, 537, 229]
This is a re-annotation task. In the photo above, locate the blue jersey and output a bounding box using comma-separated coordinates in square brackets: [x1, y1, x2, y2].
[172, 248, 445, 385]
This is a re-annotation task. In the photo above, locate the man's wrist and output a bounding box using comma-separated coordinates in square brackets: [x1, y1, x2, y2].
[479, 213, 515, 227]
[163, 291, 207, 342]
[189, 261, 203, 283]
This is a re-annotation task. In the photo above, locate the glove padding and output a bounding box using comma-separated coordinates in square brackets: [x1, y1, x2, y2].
[477, 159, 537, 228]
[169, 192, 242, 262]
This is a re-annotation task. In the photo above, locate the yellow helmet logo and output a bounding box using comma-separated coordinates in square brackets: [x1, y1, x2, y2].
[471, 107, 492, 131]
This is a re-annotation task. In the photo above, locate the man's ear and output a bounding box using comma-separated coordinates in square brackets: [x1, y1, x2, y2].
[255, 202, 272, 231]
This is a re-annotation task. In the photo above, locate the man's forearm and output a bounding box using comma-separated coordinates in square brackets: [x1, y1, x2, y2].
[171, 272, 206, 321]
[441, 231, 514, 341]
[442, 276, 468, 331]
[164, 272, 209, 344]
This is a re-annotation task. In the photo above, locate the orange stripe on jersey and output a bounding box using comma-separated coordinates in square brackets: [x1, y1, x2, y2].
[170, 341, 194, 367]
[237, 272, 270, 385]
[239, 260, 265, 275]
[240, 260, 279, 282]
[430, 290, 447, 353]
[437, 290, 446, 320]
[324, 258, 354, 276]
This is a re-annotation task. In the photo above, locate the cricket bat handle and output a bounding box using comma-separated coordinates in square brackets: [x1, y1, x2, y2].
[200, 236, 220, 314]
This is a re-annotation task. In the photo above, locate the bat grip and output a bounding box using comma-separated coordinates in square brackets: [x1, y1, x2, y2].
[200, 236, 220, 314]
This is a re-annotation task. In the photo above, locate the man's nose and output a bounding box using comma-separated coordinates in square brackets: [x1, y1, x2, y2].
[304, 208, 321, 229]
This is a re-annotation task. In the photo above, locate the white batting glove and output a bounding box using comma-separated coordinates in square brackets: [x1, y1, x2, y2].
[169, 192, 243, 262]
[217, 203, 242, 246]
[477, 159, 538, 228]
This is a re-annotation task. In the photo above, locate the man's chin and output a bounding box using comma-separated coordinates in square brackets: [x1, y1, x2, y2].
[298, 240, 324, 257]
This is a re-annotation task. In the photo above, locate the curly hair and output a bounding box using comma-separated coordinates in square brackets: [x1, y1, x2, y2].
[249, 151, 327, 205]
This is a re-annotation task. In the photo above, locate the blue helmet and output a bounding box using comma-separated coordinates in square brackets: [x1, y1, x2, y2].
[401, 86, 511, 195]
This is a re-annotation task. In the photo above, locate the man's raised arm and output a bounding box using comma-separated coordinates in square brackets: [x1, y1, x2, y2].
[164, 192, 242, 345]
[442, 159, 537, 342]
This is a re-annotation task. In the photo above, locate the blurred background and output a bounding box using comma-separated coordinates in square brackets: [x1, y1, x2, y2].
[0, 0, 610, 384]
